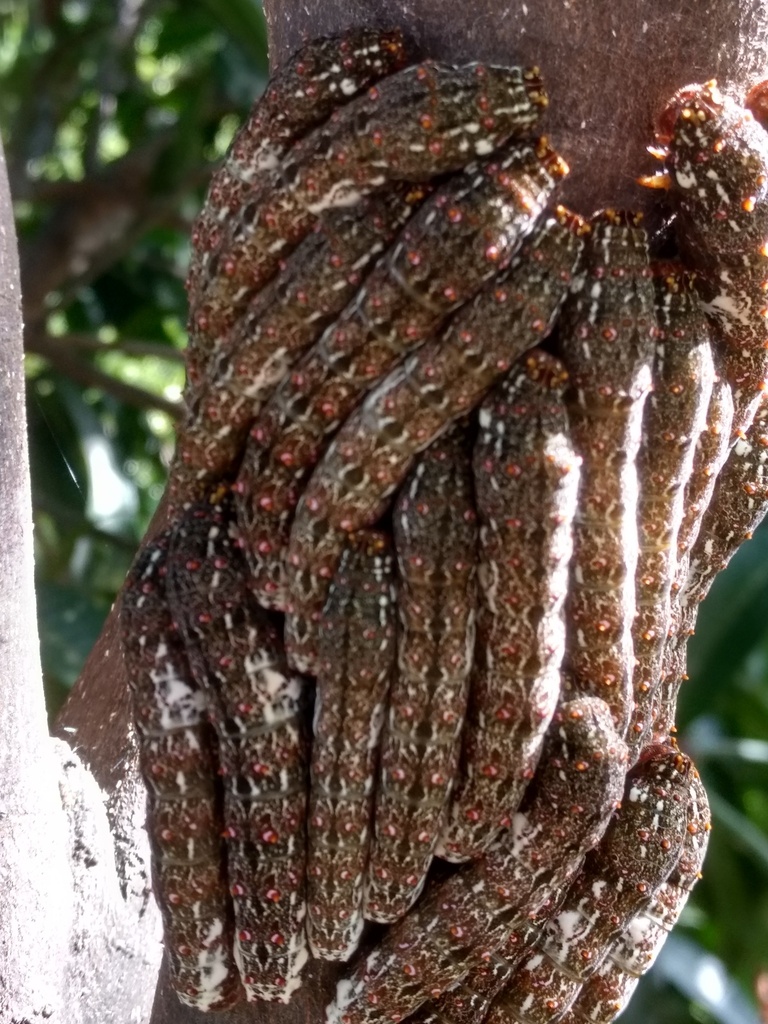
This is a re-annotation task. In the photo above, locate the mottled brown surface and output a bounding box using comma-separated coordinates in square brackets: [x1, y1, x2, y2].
[368, 428, 477, 919]
[51, 2, 768, 1022]
[186, 28, 411, 317]
[484, 748, 692, 1024]
[326, 698, 626, 1024]
[122, 529, 241, 1009]
[657, 81, 768, 434]
[560, 213, 655, 735]
[630, 269, 715, 755]
[560, 761, 711, 1023]
[441, 350, 578, 862]
[269, 142, 564, 672]
[309, 531, 395, 957]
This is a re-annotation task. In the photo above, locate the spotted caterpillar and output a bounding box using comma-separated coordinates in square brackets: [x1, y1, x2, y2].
[328, 698, 627, 1024]
[191, 59, 547, 349]
[185, 28, 413, 382]
[658, 394, 768, 737]
[559, 756, 711, 1023]
[172, 183, 428, 511]
[236, 139, 566, 619]
[628, 267, 715, 757]
[644, 79, 768, 435]
[308, 530, 397, 959]
[283, 209, 582, 682]
[559, 210, 656, 737]
[438, 350, 580, 863]
[482, 745, 694, 1024]
[654, 377, 734, 741]
[364, 427, 478, 923]
[166, 493, 310, 1002]
[238, 138, 567, 652]
[120, 532, 241, 1010]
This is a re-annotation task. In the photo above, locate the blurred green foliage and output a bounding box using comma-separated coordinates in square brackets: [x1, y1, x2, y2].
[1, 0, 268, 709]
[1, 2, 766, 1021]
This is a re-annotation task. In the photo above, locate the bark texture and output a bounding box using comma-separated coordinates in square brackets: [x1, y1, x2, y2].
[0, 129, 72, 1024]
[0, 137, 160, 1024]
[265, 0, 768, 222]
[42, 2, 768, 1023]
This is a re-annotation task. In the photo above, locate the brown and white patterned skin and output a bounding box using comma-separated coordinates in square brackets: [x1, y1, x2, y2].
[172, 184, 428, 511]
[166, 493, 310, 1003]
[646, 80, 768, 435]
[482, 745, 693, 1024]
[628, 268, 715, 759]
[673, 376, 735, 576]
[186, 30, 413, 380]
[308, 531, 396, 960]
[185, 28, 412, 335]
[327, 697, 627, 1024]
[284, 210, 582, 535]
[685, 391, 768, 595]
[240, 140, 567, 638]
[235, 146, 559, 618]
[120, 532, 241, 1010]
[561, 759, 711, 1024]
[657, 395, 768, 738]
[191, 60, 547, 349]
[559, 210, 656, 736]
[438, 350, 581, 863]
[652, 376, 735, 742]
[408, 897, 566, 1024]
[364, 429, 478, 923]
[283, 211, 584, 681]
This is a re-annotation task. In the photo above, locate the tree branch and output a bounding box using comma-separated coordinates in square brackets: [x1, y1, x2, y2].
[27, 330, 183, 418]
[61, 331, 187, 363]
[1, 129, 162, 1024]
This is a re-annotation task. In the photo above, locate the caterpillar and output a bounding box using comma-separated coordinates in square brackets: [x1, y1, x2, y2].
[238, 138, 567, 646]
[283, 209, 582, 535]
[560, 758, 711, 1023]
[559, 210, 656, 736]
[166, 493, 310, 1002]
[364, 428, 477, 923]
[654, 377, 734, 741]
[644, 80, 768, 434]
[191, 60, 547, 347]
[628, 267, 715, 757]
[438, 350, 580, 863]
[307, 530, 396, 959]
[327, 698, 627, 1024]
[173, 183, 427, 510]
[482, 746, 693, 1024]
[406, 896, 565, 1024]
[120, 531, 241, 1010]
[185, 27, 412, 371]
[658, 394, 768, 737]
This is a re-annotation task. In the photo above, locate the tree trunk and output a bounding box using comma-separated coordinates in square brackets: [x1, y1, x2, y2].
[0, 137, 160, 1024]
[0, 1, 756, 1022]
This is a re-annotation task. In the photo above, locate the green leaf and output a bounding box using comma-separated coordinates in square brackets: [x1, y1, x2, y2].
[192, 0, 268, 67]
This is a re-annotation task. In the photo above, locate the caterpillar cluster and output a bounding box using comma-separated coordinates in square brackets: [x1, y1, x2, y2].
[120, 29, 768, 1022]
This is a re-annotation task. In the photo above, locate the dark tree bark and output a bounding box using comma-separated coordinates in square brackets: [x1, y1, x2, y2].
[266, 0, 768, 221]
[0, 1, 756, 1022]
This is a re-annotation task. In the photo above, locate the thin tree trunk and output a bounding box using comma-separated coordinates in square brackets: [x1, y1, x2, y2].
[38, 2, 768, 1022]
[0, 134, 160, 1024]
[0, 131, 73, 1024]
